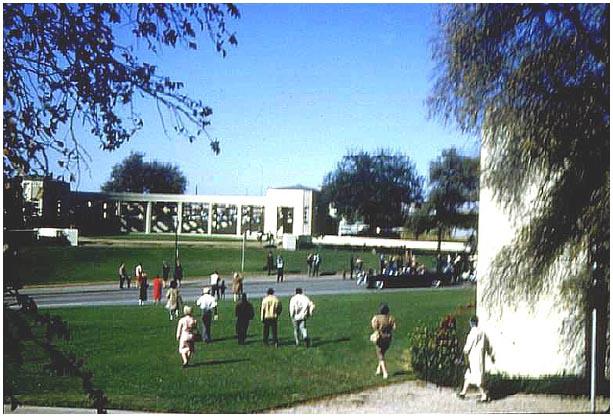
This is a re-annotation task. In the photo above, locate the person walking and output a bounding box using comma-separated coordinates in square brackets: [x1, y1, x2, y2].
[176, 305, 197, 368]
[152, 275, 163, 305]
[235, 293, 255, 344]
[118, 262, 128, 289]
[313, 252, 321, 277]
[135, 262, 144, 288]
[289, 288, 315, 347]
[306, 253, 314, 277]
[266, 250, 274, 276]
[173, 260, 183, 288]
[165, 280, 182, 320]
[370, 303, 396, 379]
[261, 288, 282, 347]
[210, 270, 221, 300]
[232, 272, 244, 302]
[219, 279, 226, 300]
[356, 256, 364, 273]
[162, 260, 170, 287]
[138, 273, 148, 306]
[196, 287, 218, 343]
[458, 316, 495, 401]
[276, 255, 285, 283]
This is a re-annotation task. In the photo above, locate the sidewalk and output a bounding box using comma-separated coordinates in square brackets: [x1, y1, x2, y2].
[273, 380, 610, 413]
[6, 381, 609, 414]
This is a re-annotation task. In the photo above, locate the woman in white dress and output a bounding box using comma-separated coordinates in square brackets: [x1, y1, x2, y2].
[458, 316, 495, 401]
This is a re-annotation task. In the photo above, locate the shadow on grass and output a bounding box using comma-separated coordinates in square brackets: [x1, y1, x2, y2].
[310, 336, 350, 348]
[207, 335, 240, 343]
[190, 358, 249, 368]
[260, 337, 351, 348]
[392, 370, 410, 377]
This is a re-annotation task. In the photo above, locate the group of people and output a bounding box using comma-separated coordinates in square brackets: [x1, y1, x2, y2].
[306, 252, 322, 276]
[265, 250, 325, 281]
[169, 270, 493, 401]
[266, 251, 286, 283]
[437, 252, 477, 284]
[369, 305, 494, 400]
[118, 259, 185, 306]
[174, 285, 316, 367]
[379, 252, 427, 276]
[208, 270, 227, 300]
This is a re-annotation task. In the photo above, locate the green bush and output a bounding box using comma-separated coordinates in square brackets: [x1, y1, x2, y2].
[408, 315, 464, 387]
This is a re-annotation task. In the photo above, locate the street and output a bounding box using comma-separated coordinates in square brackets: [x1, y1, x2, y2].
[19, 274, 466, 309]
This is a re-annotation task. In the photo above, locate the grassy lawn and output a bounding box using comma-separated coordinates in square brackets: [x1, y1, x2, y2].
[8, 288, 475, 413]
[14, 245, 436, 286]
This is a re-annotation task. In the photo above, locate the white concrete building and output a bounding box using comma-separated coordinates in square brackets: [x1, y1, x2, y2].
[71, 186, 318, 238]
[476, 143, 587, 377]
[14, 178, 319, 239]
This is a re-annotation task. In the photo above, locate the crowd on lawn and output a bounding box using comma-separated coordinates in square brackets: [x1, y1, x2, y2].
[172, 280, 317, 368]
[115, 257, 491, 400]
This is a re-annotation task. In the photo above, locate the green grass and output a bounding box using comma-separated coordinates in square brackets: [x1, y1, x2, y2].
[15, 245, 435, 286]
[9, 289, 475, 413]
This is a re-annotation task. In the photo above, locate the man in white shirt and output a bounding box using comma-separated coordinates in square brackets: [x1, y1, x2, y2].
[210, 270, 220, 300]
[196, 287, 218, 343]
[289, 288, 315, 347]
[276, 256, 284, 283]
[135, 262, 143, 288]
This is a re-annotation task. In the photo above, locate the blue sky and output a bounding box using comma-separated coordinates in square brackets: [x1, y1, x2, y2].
[74, 3, 478, 195]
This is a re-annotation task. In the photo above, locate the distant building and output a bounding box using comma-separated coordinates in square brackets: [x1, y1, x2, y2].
[6, 178, 320, 238]
[19, 176, 71, 227]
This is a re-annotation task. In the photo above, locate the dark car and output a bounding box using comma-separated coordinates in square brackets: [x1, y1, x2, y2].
[365, 270, 450, 289]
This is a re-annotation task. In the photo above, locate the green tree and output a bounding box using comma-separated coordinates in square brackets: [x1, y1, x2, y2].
[430, 4, 608, 385]
[3, 3, 239, 178]
[405, 204, 432, 240]
[323, 150, 424, 232]
[315, 184, 339, 236]
[427, 148, 479, 252]
[3, 4, 240, 410]
[101, 152, 187, 194]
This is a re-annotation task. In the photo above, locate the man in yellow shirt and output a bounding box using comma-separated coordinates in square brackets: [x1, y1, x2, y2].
[260, 288, 282, 347]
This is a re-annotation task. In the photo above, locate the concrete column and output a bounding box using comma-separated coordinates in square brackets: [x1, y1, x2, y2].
[236, 204, 242, 236]
[177, 202, 183, 235]
[207, 202, 213, 235]
[145, 202, 152, 234]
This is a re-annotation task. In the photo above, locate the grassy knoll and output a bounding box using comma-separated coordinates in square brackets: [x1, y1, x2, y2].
[15, 245, 435, 286]
[9, 288, 475, 413]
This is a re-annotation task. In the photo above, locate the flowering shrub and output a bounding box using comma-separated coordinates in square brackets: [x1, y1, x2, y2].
[408, 315, 464, 387]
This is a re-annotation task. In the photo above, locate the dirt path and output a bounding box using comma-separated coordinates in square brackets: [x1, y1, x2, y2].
[272, 380, 609, 413]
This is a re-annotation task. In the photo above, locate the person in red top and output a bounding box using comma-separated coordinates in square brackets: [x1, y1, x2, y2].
[152, 275, 163, 304]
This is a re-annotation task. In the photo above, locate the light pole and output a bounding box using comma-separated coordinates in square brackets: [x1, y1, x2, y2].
[241, 230, 246, 272]
[172, 214, 179, 266]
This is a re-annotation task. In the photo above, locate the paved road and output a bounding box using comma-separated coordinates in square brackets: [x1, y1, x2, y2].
[19, 274, 468, 309]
